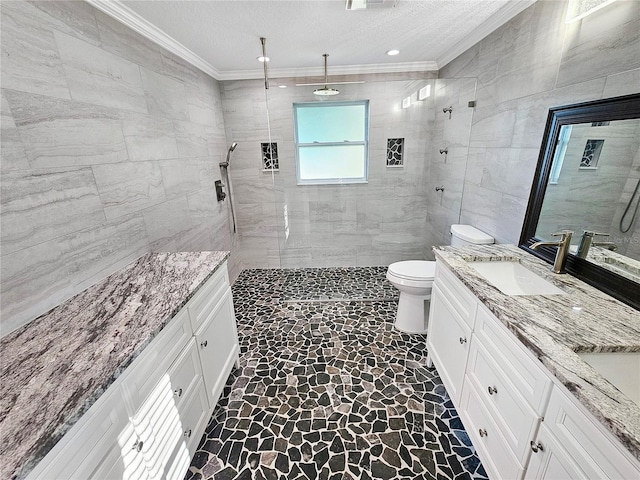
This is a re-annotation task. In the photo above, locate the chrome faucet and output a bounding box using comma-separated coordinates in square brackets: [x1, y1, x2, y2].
[576, 231, 618, 258]
[530, 230, 573, 273]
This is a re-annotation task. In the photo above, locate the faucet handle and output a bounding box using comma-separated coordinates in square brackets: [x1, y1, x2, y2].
[551, 230, 573, 239]
[583, 230, 609, 238]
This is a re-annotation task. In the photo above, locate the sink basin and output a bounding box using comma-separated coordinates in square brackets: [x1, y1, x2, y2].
[468, 261, 565, 296]
[578, 352, 640, 406]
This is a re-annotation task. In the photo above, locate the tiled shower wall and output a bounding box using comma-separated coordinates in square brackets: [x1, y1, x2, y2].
[220, 78, 454, 268]
[439, 0, 640, 245]
[0, 1, 236, 335]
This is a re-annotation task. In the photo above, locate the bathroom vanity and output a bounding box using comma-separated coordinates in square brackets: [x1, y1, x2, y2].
[0, 252, 239, 480]
[427, 244, 640, 480]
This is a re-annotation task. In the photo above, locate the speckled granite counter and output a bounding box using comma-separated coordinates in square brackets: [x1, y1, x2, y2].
[0, 251, 229, 480]
[434, 244, 640, 461]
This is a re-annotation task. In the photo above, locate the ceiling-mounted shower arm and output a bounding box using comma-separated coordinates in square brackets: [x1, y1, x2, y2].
[260, 37, 269, 90]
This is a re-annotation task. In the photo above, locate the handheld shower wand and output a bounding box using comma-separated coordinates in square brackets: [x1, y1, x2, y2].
[219, 142, 238, 233]
[220, 142, 237, 168]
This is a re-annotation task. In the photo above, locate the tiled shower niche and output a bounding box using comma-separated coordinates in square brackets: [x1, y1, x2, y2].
[386, 138, 404, 167]
[261, 142, 279, 171]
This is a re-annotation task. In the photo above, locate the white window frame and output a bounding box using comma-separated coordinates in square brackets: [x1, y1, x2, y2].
[293, 100, 370, 185]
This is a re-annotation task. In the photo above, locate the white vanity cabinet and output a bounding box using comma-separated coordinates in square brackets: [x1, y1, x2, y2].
[426, 265, 477, 404]
[26, 261, 239, 480]
[427, 261, 640, 480]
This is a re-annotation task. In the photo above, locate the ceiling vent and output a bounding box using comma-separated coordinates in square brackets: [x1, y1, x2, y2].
[346, 0, 398, 10]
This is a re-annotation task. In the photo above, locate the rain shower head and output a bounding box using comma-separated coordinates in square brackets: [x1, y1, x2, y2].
[313, 54, 339, 96]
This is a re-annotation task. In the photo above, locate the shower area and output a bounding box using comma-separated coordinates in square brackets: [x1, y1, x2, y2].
[219, 76, 477, 270]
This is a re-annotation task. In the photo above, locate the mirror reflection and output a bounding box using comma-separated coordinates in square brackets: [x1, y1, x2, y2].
[536, 118, 640, 282]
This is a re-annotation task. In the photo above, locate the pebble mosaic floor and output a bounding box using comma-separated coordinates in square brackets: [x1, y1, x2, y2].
[184, 268, 487, 480]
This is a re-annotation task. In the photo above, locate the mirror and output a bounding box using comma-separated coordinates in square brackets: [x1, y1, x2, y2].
[520, 93, 640, 311]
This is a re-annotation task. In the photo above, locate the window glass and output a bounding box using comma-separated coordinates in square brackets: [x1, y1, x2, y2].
[294, 101, 369, 184]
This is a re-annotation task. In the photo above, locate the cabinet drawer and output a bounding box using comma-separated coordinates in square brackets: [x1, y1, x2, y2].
[167, 338, 203, 411]
[543, 386, 640, 479]
[427, 284, 472, 404]
[121, 308, 192, 411]
[466, 339, 541, 464]
[434, 263, 477, 328]
[188, 264, 230, 333]
[460, 382, 525, 480]
[474, 304, 552, 414]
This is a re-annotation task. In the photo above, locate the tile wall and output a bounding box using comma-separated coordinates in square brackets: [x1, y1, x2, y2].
[220, 77, 463, 268]
[439, 0, 640, 245]
[0, 1, 236, 335]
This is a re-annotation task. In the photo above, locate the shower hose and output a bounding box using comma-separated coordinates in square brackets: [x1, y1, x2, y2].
[620, 178, 640, 233]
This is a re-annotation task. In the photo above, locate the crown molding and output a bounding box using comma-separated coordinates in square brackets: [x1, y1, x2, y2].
[85, 0, 222, 79]
[217, 61, 438, 81]
[436, 0, 536, 69]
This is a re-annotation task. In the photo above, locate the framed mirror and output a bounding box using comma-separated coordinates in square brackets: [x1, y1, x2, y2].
[520, 93, 640, 311]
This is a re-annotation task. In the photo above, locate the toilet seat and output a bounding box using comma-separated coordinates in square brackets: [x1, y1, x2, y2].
[388, 260, 436, 281]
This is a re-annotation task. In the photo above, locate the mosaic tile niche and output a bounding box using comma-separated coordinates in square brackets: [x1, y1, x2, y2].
[386, 138, 404, 167]
[184, 267, 488, 480]
[580, 139, 604, 168]
[262, 143, 279, 171]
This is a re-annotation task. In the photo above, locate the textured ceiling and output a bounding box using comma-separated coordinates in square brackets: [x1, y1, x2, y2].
[119, 0, 535, 79]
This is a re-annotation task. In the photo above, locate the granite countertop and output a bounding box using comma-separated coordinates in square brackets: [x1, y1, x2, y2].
[433, 244, 640, 462]
[0, 251, 230, 480]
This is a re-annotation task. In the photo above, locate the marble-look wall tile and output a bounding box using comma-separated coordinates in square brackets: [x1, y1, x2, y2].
[121, 112, 179, 161]
[140, 66, 189, 121]
[0, 215, 148, 335]
[0, 2, 70, 100]
[440, 0, 640, 246]
[0, 1, 235, 332]
[143, 197, 194, 250]
[92, 162, 166, 220]
[1, 167, 105, 255]
[173, 120, 212, 158]
[0, 90, 29, 172]
[5, 90, 128, 168]
[556, 0, 640, 88]
[54, 31, 148, 113]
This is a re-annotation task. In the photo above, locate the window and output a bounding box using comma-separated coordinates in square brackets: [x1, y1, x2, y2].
[549, 125, 572, 184]
[293, 100, 369, 184]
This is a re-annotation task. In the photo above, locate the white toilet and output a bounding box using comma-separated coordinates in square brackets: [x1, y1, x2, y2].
[386, 224, 494, 334]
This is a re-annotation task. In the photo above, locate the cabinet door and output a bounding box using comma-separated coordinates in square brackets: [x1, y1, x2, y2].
[426, 284, 472, 404]
[89, 421, 151, 480]
[195, 288, 240, 407]
[525, 424, 586, 480]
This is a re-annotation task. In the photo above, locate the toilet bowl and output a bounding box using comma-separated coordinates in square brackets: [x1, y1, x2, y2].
[387, 224, 494, 334]
[386, 260, 436, 334]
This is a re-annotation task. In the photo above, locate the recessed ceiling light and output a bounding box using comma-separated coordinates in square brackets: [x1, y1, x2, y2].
[257, 56, 270, 62]
[278, 85, 287, 89]
[386, 49, 400, 56]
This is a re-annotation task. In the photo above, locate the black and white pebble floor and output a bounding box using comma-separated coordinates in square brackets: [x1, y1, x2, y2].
[184, 268, 487, 480]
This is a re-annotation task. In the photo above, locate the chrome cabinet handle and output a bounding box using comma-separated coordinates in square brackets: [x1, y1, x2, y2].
[201, 340, 208, 348]
[174, 388, 183, 397]
[184, 429, 192, 438]
[459, 337, 467, 344]
[132, 439, 143, 452]
[487, 386, 498, 395]
[478, 429, 487, 437]
[530, 441, 544, 453]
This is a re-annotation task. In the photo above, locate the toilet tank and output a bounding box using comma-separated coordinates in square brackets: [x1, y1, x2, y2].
[450, 224, 495, 247]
